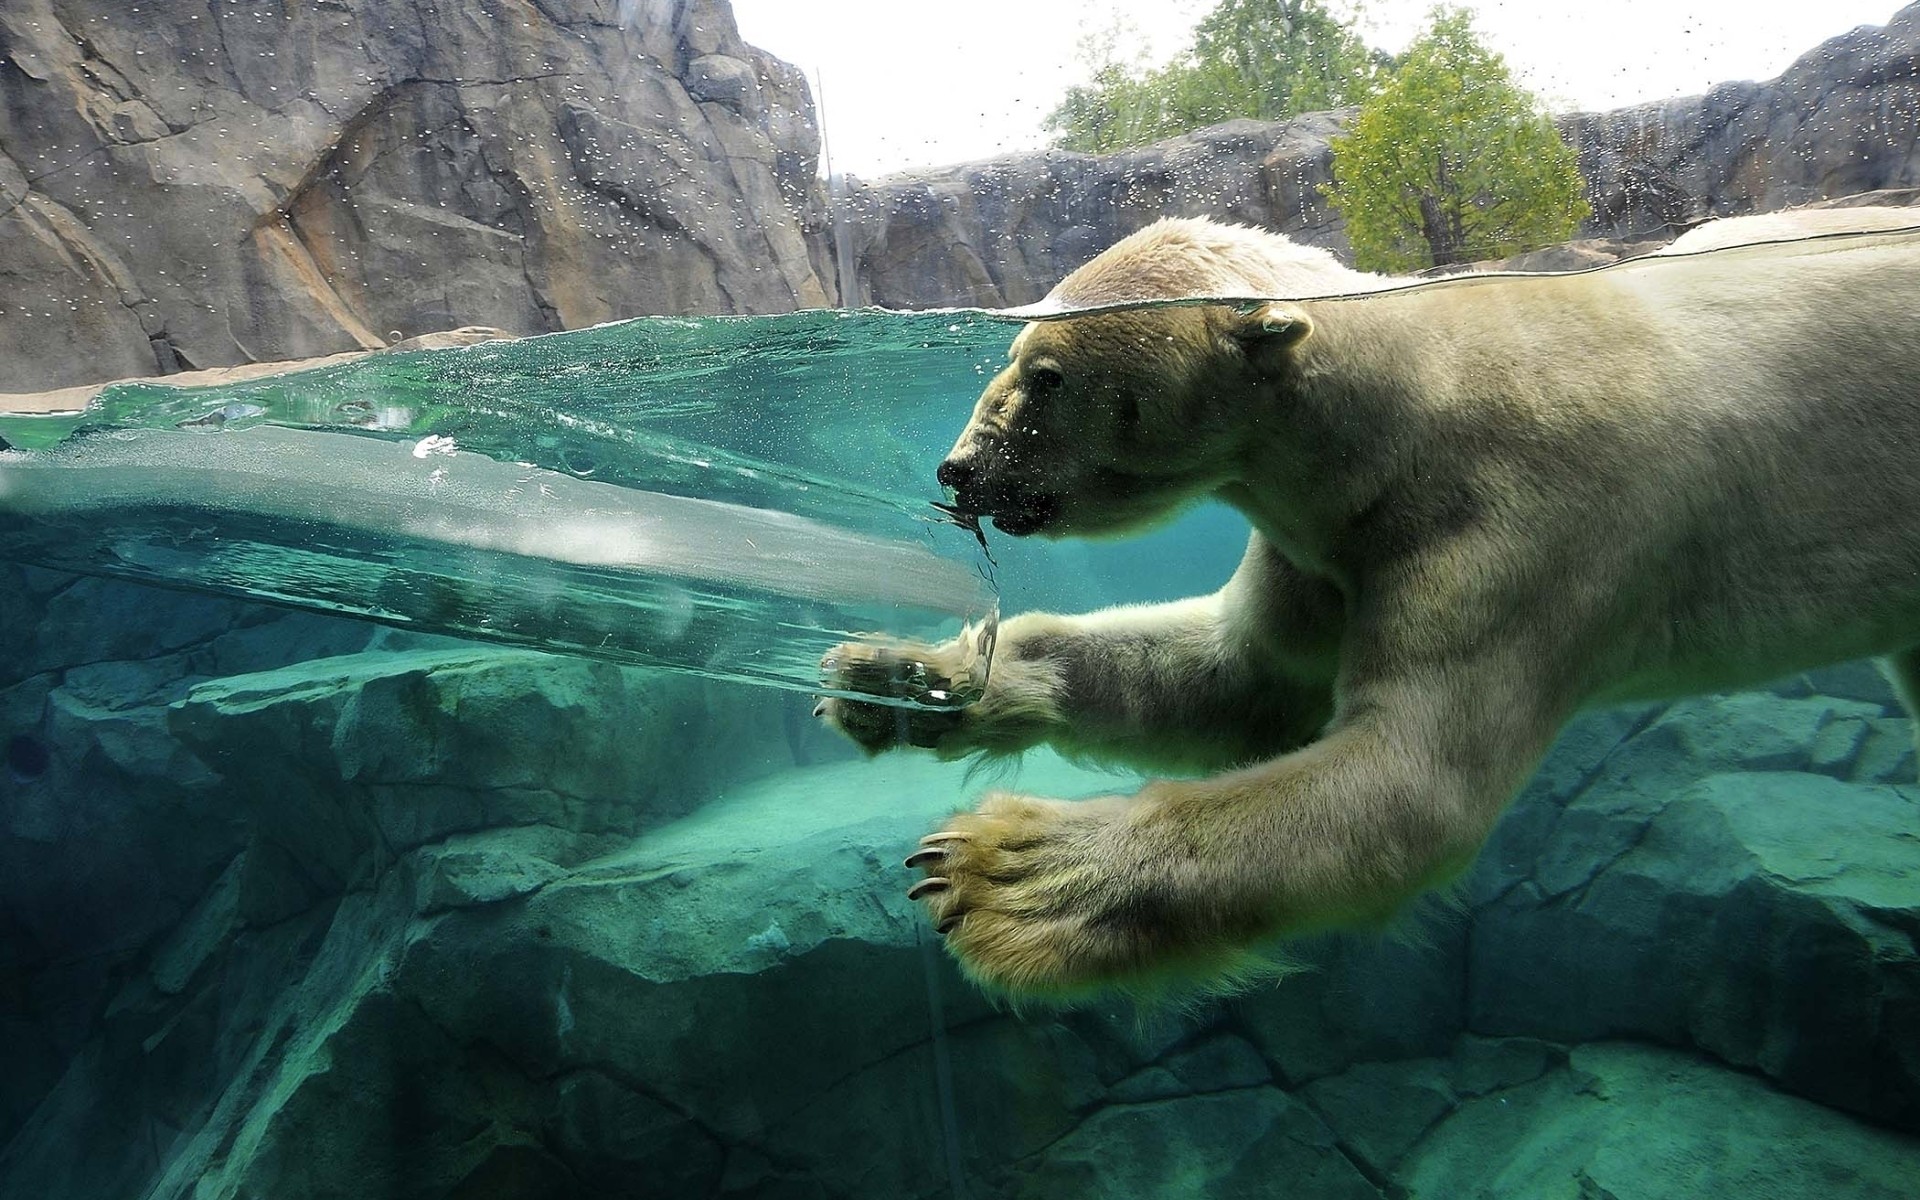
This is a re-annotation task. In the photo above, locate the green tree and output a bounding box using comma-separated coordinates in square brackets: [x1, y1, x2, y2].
[1325, 8, 1590, 271]
[1190, 0, 1385, 118]
[1045, 1, 1382, 154]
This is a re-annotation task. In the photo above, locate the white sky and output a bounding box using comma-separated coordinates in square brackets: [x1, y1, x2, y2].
[727, 0, 1911, 177]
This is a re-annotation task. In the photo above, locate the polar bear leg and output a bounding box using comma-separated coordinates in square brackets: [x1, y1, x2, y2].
[819, 597, 1330, 770]
[905, 648, 1570, 994]
[819, 535, 1342, 772]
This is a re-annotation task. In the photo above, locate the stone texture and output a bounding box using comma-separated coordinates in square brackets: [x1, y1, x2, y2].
[0, 0, 833, 393]
[1402, 1042, 1920, 1200]
[1465, 682, 1920, 1131]
[1016, 1089, 1380, 1200]
[838, 111, 1353, 309]
[1570, 6, 1920, 240]
[841, 3, 1920, 307]
[0, 560, 836, 1195]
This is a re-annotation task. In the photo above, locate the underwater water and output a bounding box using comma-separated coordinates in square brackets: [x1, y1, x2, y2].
[1, 309, 1918, 1200]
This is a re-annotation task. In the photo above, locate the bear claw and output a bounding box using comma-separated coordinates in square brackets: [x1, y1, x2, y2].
[907, 877, 950, 900]
[904, 847, 948, 868]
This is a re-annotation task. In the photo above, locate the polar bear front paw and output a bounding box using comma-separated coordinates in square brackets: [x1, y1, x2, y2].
[903, 791, 1264, 996]
[815, 639, 972, 755]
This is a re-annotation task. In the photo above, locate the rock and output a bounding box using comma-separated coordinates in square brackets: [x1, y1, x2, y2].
[0, 728, 1138, 1199]
[843, 4, 1920, 306]
[1303, 1058, 1457, 1177]
[0, 569, 389, 1144]
[1572, 8, 1920, 240]
[1015, 1090, 1381, 1200]
[1231, 919, 1467, 1084]
[840, 111, 1354, 309]
[1401, 1042, 1920, 1199]
[1470, 763, 1920, 1129]
[165, 645, 807, 856]
[412, 827, 570, 916]
[684, 53, 761, 112]
[0, 0, 833, 393]
[0, 556, 821, 1187]
[0, 326, 517, 415]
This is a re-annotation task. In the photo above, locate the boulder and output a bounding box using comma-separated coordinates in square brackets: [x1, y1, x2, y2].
[1468, 695, 1920, 1129]
[0, 566, 821, 1188]
[0, 0, 833, 393]
[1401, 1041, 1920, 1199]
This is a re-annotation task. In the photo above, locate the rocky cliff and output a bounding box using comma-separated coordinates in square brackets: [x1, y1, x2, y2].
[839, 2, 1920, 307]
[0, 0, 834, 392]
[8, 2, 1918, 391]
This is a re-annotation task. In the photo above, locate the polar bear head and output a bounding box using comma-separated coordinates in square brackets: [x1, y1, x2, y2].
[937, 218, 1380, 538]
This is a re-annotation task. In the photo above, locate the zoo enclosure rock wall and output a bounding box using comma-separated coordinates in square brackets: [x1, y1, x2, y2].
[0, 564, 837, 1200]
[838, 0, 1920, 308]
[0, 0, 835, 394]
[3, 566, 1915, 1200]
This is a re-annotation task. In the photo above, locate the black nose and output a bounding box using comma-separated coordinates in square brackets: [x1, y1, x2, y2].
[936, 456, 973, 492]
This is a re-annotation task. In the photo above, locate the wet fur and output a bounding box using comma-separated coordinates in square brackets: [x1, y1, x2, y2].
[822, 213, 1920, 997]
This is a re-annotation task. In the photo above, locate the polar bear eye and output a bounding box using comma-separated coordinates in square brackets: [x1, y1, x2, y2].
[1027, 366, 1064, 392]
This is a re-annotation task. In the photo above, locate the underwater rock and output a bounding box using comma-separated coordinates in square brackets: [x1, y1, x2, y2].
[1016, 1090, 1381, 1200]
[0, 0, 832, 393]
[169, 647, 716, 853]
[0, 573, 381, 1144]
[6, 632, 1920, 1196]
[0, 565, 821, 1193]
[1303, 1057, 1461, 1179]
[1400, 1041, 1920, 1199]
[1468, 694, 1920, 1129]
[86, 753, 1043, 1199]
[1230, 921, 1467, 1084]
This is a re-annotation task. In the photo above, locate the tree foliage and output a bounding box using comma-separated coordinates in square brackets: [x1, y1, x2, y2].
[1045, 1, 1382, 155]
[1325, 8, 1590, 271]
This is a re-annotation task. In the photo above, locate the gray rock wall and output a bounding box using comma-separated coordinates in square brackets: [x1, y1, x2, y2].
[840, 2, 1920, 308]
[836, 112, 1352, 310]
[0, 0, 834, 392]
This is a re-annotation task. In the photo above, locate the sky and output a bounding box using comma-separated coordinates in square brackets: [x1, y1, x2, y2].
[726, 0, 1910, 177]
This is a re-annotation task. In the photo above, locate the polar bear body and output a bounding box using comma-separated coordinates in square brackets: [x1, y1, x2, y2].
[1656, 204, 1920, 255]
[824, 213, 1920, 995]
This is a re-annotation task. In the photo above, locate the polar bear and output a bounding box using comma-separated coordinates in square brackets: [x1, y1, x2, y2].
[1655, 204, 1920, 255]
[820, 212, 1920, 997]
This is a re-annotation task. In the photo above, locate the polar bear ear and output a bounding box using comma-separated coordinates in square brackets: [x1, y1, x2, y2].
[1227, 302, 1313, 350]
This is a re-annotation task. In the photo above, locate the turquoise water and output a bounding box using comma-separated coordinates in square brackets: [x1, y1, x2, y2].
[2, 309, 1917, 1199]
[0, 311, 1248, 710]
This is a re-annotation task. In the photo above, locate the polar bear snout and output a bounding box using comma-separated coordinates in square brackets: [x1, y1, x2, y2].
[937, 441, 1059, 537]
[934, 454, 975, 493]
